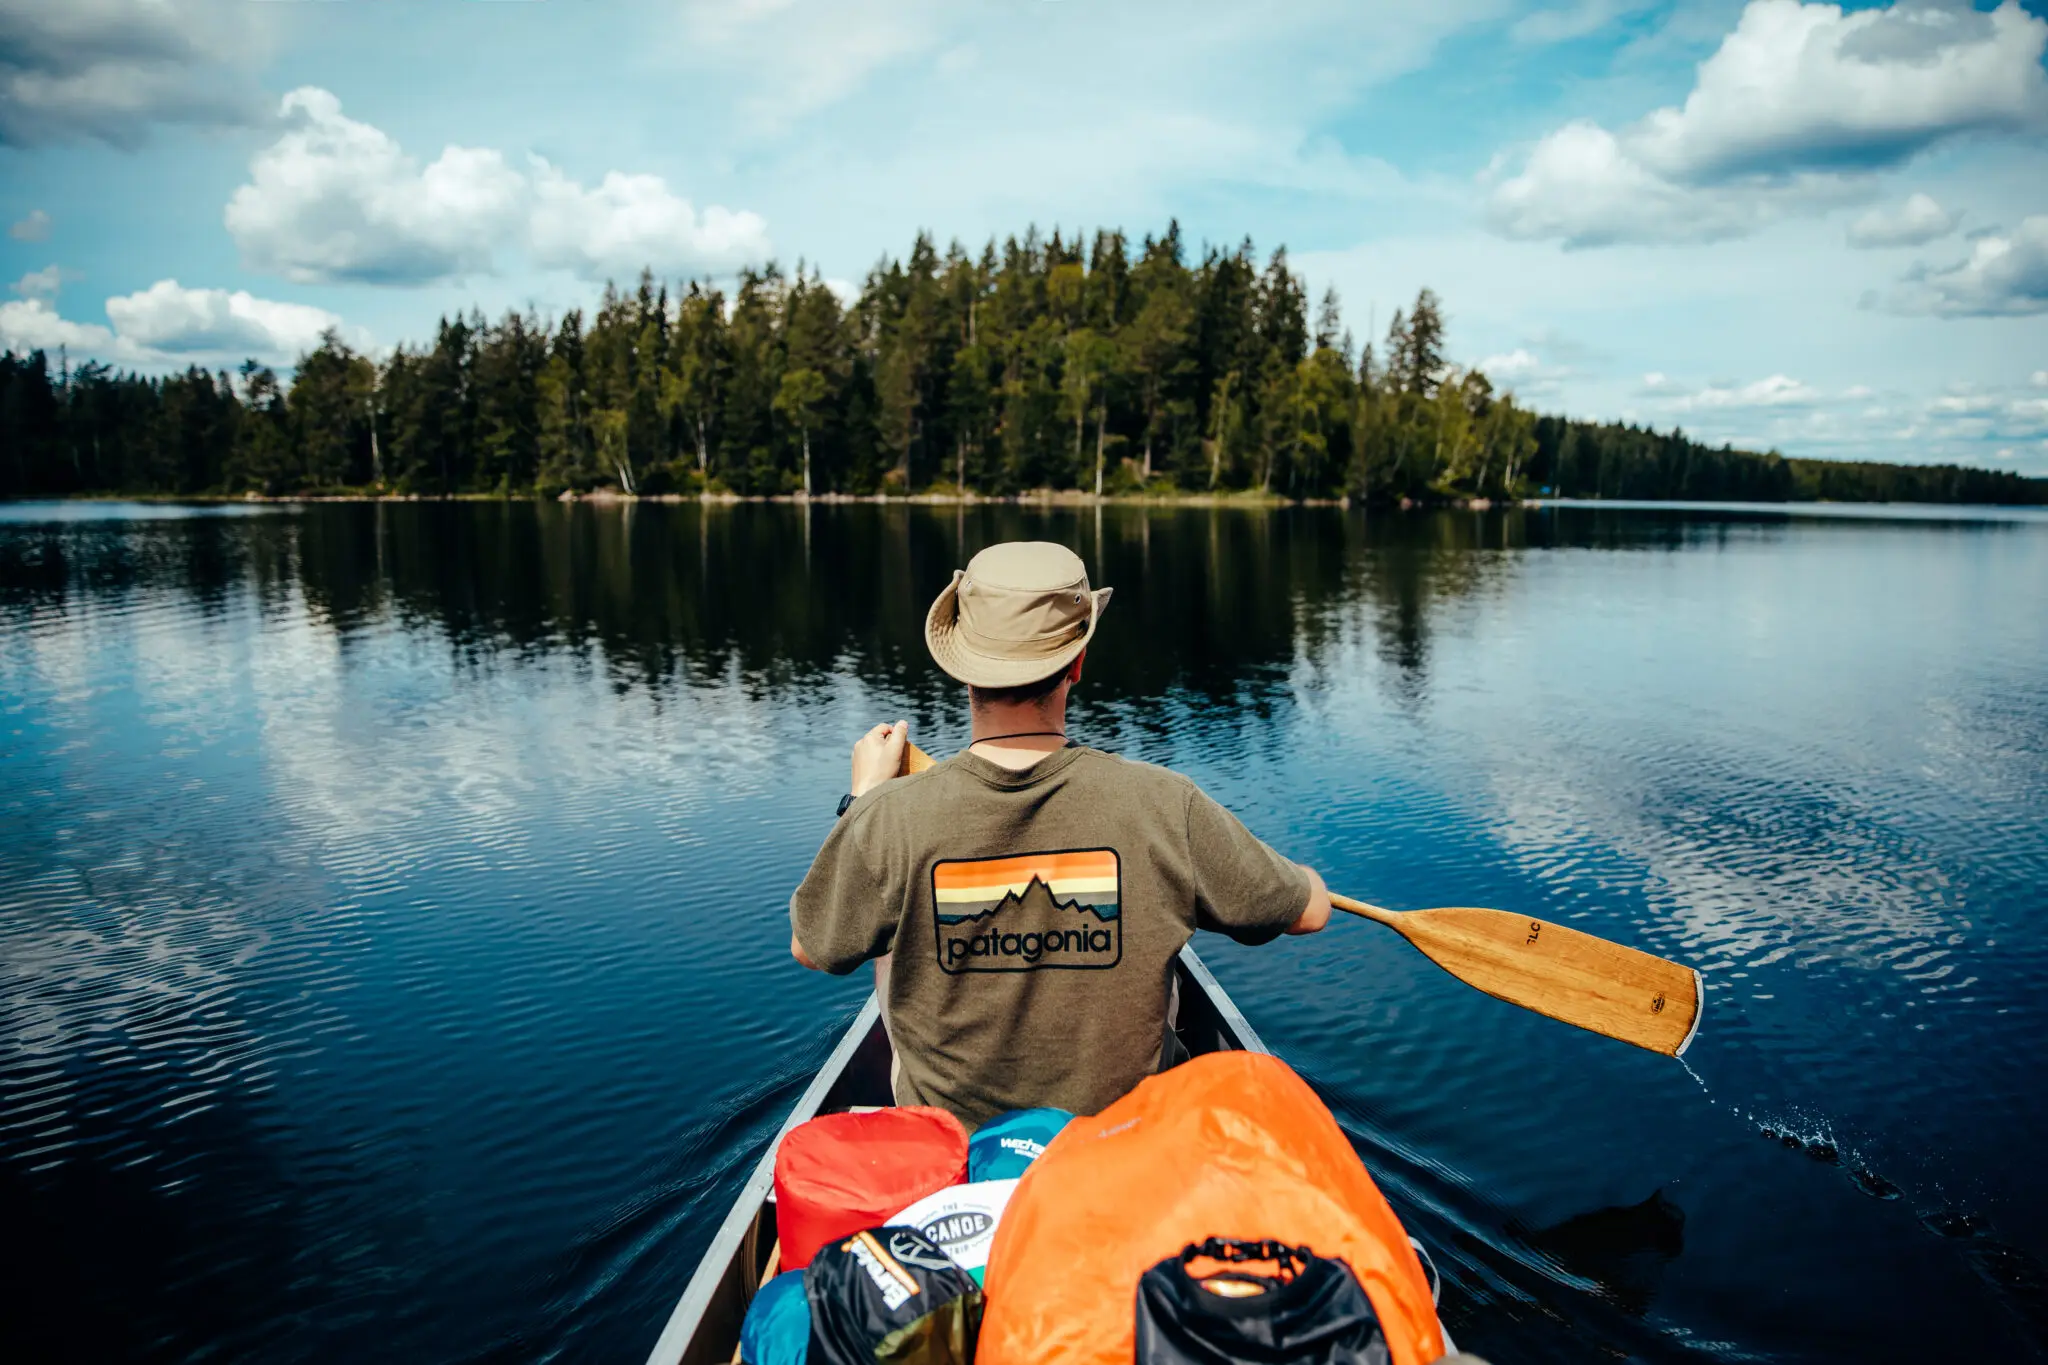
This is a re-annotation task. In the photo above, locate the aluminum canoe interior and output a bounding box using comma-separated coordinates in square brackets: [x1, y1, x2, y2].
[642, 945, 1265, 1365]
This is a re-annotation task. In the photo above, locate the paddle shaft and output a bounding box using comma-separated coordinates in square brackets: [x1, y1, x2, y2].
[898, 743, 1702, 1056]
[1331, 893, 1400, 928]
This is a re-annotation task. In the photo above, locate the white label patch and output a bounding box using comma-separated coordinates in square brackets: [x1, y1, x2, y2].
[888, 1179, 1020, 1275]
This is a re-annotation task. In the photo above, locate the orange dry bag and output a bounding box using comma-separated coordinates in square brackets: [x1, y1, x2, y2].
[978, 1052, 1445, 1365]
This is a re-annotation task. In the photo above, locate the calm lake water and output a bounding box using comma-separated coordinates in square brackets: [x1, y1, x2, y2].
[4, 500, 2046, 1363]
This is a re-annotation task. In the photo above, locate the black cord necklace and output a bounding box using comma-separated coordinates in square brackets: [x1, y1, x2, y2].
[970, 729, 1069, 746]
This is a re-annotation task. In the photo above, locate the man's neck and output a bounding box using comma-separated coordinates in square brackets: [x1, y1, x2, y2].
[969, 702, 1069, 771]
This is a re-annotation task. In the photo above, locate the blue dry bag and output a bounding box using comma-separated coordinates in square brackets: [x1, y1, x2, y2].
[968, 1107, 1073, 1182]
[738, 1268, 810, 1365]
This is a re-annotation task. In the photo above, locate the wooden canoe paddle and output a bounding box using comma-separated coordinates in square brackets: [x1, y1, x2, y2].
[1329, 894, 1701, 1057]
[898, 740, 1702, 1057]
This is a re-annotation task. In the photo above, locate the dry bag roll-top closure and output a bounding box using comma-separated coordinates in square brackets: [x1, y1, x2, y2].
[1135, 1238, 1396, 1365]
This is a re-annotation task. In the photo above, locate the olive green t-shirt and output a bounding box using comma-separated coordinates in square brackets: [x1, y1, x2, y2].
[790, 746, 1310, 1128]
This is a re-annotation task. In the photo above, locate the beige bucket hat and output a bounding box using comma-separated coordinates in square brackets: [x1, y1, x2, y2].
[925, 542, 1114, 689]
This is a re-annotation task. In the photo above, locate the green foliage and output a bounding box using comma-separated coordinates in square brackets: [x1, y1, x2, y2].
[228, 362, 290, 495]
[2, 224, 2042, 507]
[1784, 456, 2039, 504]
[774, 366, 829, 495]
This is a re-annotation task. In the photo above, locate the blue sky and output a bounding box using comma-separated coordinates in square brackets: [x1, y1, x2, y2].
[2, 0, 2045, 472]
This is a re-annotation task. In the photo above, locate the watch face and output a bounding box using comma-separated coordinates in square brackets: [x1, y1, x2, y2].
[837, 792, 856, 817]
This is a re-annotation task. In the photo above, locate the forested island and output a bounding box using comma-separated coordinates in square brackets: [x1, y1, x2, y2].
[2, 223, 2041, 506]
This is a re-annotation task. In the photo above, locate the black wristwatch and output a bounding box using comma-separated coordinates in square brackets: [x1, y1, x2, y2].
[835, 792, 856, 818]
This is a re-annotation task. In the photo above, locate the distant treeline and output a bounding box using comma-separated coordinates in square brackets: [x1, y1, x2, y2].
[1531, 418, 2043, 505]
[2, 223, 2041, 506]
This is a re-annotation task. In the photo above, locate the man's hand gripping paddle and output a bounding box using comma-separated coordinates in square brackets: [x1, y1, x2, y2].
[899, 741, 1702, 1057]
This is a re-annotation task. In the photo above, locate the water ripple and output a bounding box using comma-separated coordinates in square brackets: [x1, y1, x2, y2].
[3, 502, 2044, 1363]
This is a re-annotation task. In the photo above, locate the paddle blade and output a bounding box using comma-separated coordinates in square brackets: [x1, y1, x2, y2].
[903, 741, 937, 775]
[1373, 905, 1701, 1056]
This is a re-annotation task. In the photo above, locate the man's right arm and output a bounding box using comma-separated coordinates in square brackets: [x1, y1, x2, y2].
[790, 781, 904, 975]
[791, 720, 913, 971]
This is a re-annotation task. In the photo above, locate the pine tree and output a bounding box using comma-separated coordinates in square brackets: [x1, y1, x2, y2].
[1402, 288, 1447, 397]
[1314, 287, 1342, 353]
[1382, 308, 1411, 394]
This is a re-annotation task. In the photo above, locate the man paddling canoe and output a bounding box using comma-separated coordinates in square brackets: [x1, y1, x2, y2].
[789, 541, 1331, 1128]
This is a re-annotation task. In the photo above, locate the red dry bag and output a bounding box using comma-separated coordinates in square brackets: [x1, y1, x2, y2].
[773, 1107, 969, 1272]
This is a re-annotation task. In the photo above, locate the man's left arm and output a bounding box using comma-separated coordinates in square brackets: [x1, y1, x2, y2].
[1185, 784, 1324, 945]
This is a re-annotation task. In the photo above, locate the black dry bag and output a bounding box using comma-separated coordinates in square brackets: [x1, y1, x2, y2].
[805, 1224, 983, 1365]
[1134, 1238, 1389, 1365]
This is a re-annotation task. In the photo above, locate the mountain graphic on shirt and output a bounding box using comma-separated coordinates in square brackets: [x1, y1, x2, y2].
[932, 848, 1122, 974]
[935, 875, 1119, 927]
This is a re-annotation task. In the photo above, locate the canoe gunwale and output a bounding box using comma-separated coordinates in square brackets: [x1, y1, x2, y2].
[1172, 942, 1270, 1057]
[643, 994, 887, 1365]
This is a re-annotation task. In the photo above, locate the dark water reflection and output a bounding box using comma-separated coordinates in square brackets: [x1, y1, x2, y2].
[3, 501, 2046, 1363]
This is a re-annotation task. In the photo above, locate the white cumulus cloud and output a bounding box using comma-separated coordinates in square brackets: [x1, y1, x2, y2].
[1631, 1, 2047, 181]
[104, 280, 344, 359]
[0, 0, 266, 146]
[1488, 0, 2048, 247]
[0, 274, 355, 368]
[1485, 120, 1852, 245]
[527, 164, 770, 281]
[9, 208, 52, 241]
[0, 297, 115, 355]
[1847, 192, 1958, 248]
[225, 88, 526, 285]
[1884, 215, 2048, 316]
[226, 88, 771, 286]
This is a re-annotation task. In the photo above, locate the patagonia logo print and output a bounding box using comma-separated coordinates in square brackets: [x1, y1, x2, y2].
[932, 848, 1122, 973]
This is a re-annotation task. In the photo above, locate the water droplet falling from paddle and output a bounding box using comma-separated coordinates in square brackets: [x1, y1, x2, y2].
[1678, 1055, 1715, 1105]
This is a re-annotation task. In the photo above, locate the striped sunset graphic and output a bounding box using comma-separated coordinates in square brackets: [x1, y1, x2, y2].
[933, 850, 1120, 924]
